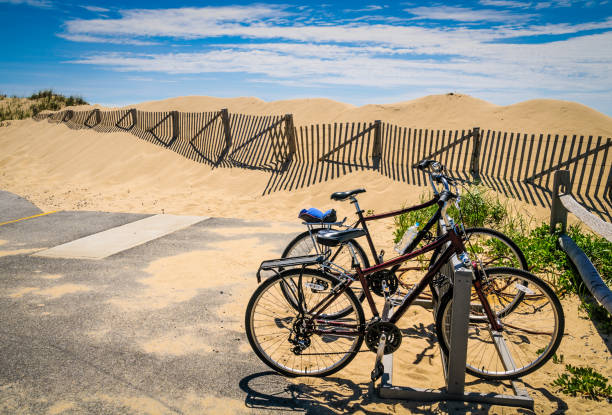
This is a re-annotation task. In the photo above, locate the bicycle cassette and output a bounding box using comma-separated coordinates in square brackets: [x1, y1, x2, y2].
[365, 321, 402, 354]
[368, 269, 399, 297]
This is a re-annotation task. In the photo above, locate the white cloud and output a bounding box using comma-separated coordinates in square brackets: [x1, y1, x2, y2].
[60, 5, 612, 109]
[58, 33, 158, 45]
[60, 5, 612, 48]
[0, 0, 51, 7]
[70, 32, 612, 95]
[479, 0, 531, 7]
[81, 5, 109, 12]
[405, 5, 535, 22]
[344, 5, 385, 12]
[64, 5, 288, 39]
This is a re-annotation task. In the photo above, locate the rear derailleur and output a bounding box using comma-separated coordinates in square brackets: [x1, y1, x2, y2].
[288, 316, 313, 355]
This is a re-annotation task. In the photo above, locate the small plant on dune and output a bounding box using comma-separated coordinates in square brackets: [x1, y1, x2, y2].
[553, 364, 612, 400]
[0, 90, 88, 120]
[552, 353, 564, 364]
[579, 300, 612, 334]
[393, 185, 507, 243]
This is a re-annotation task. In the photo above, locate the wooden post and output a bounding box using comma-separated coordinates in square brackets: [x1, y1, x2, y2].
[470, 127, 481, 181]
[221, 108, 232, 148]
[171, 110, 179, 141]
[130, 108, 138, 129]
[372, 120, 382, 158]
[84, 109, 101, 128]
[550, 170, 571, 234]
[285, 114, 296, 156]
[62, 110, 74, 122]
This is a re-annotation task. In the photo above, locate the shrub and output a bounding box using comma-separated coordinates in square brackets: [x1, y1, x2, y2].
[393, 185, 612, 329]
[553, 364, 612, 400]
[0, 90, 88, 120]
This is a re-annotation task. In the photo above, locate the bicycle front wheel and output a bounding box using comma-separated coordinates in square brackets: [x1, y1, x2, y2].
[245, 268, 365, 377]
[429, 227, 528, 316]
[463, 227, 527, 270]
[435, 267, 564, 380]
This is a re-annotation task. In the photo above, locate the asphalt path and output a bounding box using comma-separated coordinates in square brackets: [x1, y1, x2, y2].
[0, 191, 386, 414]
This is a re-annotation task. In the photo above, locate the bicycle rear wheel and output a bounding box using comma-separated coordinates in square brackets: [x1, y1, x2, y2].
[282, 228, 369, 317]
[245, 268, 365, 377]
[435, 267, 564, 380]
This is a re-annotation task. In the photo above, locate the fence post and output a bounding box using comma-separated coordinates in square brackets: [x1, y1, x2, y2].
[130, 108, 138, 129]
[372, 120, 382, 159]
[62, 110, 74, 123]
[469, 127, 481, 181]
[606, 149, 612, 201]
[550, 170, 571, 234]
[285, 114, 296, 156]
[220, 108, 232, 148]
[171, 110, 179, 141]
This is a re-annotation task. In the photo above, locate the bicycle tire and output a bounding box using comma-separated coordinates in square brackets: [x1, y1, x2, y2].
[428, 227, 528, 313]
[245, 268, 365, 377]
[435, 267, 564, 380]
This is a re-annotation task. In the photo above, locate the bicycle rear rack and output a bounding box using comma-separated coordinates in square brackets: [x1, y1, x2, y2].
[376, 222, 534, 410]
[256, 253, 327, 282]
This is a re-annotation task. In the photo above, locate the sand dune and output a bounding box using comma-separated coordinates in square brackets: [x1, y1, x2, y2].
[1, 93, 611, 414]
[5, 93, 611, 221]
[85, 93, 612, 137]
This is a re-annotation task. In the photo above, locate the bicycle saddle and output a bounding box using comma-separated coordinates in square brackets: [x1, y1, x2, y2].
[316, 228, 367, 247]
[330, 189, 366, 201]
[298, 208, 337, 223]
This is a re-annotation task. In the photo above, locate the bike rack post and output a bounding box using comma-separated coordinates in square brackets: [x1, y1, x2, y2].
[377, 224, 534, 409]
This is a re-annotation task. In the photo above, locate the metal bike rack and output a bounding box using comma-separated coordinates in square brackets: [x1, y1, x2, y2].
[377, 225, 534, 409]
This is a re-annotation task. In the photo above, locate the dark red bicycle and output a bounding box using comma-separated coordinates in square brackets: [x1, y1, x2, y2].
[245, 169, 564, 380]
[281, 160, 528, 309]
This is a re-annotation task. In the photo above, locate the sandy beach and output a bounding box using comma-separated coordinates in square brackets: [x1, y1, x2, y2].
[1, 94, 611, 414]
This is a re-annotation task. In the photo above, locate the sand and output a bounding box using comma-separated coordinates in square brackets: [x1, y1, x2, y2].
[1, 93, 611, 414]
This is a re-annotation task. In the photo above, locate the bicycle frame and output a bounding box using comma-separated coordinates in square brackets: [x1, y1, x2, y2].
[354, 196, 440, 265]
[298, 225, 502, 337]
[303, 195, 440, 268]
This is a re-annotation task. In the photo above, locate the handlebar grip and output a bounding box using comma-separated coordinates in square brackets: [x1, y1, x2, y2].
[415, 159, 433, 171]
[437, 191, 452, 206]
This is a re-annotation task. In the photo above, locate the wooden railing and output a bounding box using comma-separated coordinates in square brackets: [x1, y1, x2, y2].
[550, 170, 612, 313]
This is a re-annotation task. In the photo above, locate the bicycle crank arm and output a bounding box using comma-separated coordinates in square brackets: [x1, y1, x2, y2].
[371, 333, 387, 381]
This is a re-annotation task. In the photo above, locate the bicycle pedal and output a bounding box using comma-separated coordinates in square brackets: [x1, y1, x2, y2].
[371, 362, 384, 381]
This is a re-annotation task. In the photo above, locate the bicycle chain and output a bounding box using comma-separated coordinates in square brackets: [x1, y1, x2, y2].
[292, 348, 371, 356]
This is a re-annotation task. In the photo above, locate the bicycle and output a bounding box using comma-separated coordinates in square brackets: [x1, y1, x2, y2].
[281, 160, 528, 313]
[245, 176, 564, 380]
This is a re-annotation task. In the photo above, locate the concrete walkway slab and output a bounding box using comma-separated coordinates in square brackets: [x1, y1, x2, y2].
[34, 214, 208, 259]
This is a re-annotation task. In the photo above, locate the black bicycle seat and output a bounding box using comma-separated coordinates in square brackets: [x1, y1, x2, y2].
[316, 228, 367, 247]
[330, 189, 366, 201]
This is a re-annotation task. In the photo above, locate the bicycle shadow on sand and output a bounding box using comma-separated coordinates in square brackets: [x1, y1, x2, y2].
[239, 371, 547, 414]
[240, 371, 438, 414]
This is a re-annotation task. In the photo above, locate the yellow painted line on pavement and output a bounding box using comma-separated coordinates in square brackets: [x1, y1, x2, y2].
[0, 211, 58, 227]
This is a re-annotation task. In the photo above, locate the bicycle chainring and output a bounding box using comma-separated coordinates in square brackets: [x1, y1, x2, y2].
[365, 321, 402, 354]
[368, 270, 399, 297]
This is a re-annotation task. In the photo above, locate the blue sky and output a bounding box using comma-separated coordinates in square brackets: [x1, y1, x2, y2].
[1, 1, 611, 115]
